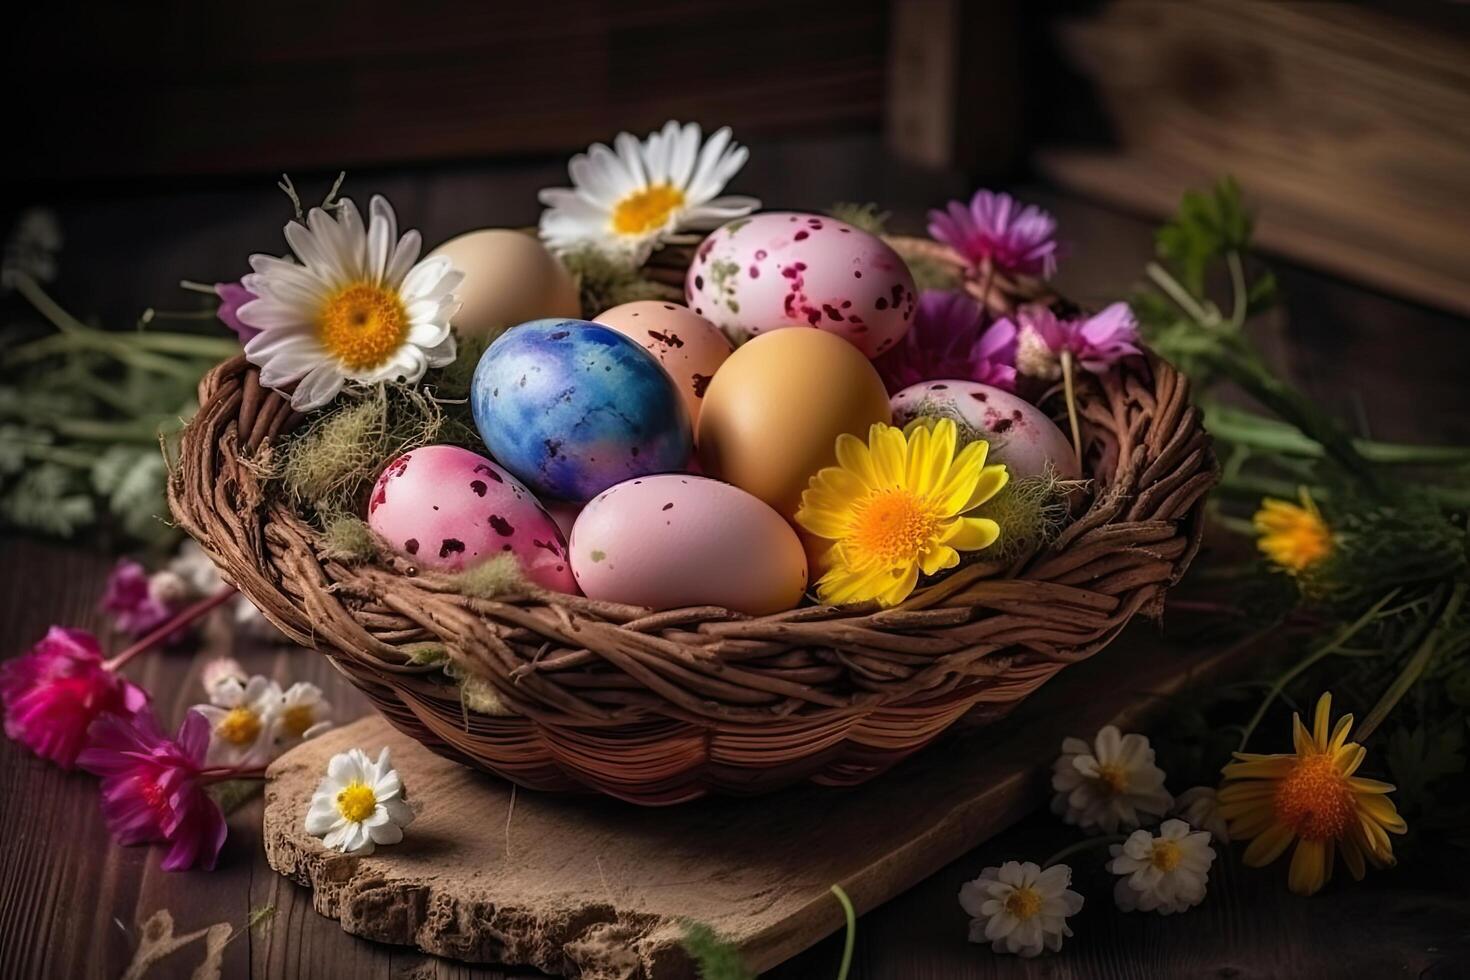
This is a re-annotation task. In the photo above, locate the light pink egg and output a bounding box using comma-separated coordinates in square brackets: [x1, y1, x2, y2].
[684, 212, 917, 358]
[570, 474, 807, 615]
[593, 301, 732, 426]
[367, 444, 577, 592]
[890, 380, 1082, 481]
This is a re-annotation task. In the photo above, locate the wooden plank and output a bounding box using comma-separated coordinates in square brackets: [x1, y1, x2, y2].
[260, 620, 1265, 979]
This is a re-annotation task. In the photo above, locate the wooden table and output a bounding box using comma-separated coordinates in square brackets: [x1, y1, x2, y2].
[3, 169, 1469, 978]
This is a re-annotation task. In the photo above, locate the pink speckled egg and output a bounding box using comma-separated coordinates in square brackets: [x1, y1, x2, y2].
[684, 212, 917, 358]
[890, 380, 1081, 481]
[593, 301, 732, 426]
[367, 445, 577, 592]
[570, 474, 807, 615]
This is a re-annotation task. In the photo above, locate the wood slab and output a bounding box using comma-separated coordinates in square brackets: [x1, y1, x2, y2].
[263, 623, 1258, 979]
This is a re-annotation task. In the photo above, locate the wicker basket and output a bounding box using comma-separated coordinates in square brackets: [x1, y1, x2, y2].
[168, 244, 1216, 806]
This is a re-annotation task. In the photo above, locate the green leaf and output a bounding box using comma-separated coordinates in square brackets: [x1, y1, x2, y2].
[0, 462, 95, 535]
[1384, 723, 1466, 811]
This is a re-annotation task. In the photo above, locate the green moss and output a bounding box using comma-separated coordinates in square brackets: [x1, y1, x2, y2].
[459, 675, 515, 716]
[828, 202, 890, 236]
[981, 466, 1086, 563]
[319, 513, 378, 562]
[558, 247, 670, 318]
[449, 553, 526, 598]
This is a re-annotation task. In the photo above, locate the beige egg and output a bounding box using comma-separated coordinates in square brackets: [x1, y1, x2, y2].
[427, 230, 580, 340]
[594, 301, 733, 425]
[697, 328, 891, 519]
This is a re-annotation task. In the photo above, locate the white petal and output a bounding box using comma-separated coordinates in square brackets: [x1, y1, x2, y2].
[612, 132, 648, 188]
[384, 230, 423, 290]
[367, 819, 404, 846]
[367, 195, 397, 285]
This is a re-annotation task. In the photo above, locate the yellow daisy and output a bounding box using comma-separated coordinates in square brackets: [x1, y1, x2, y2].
[795, 419, 1008, 607]
[1218, 692, 1406, 897]
[1254, 489, 1333, 574]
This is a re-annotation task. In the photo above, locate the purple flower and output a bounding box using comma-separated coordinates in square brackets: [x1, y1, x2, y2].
[875, 290, 1017, 394]
[928, 190, 1060, 280]
[215, 281, 260, 343]
[1011, 302, 1142, 380]
[101, 559, 174, 637]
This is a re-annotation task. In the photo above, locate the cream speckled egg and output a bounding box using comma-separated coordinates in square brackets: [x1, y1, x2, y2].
[570, 474, 807, 615]
[427, 230, 579, 341]
[890, 380, 1081, 480]
[593, 301, 732, 425]
[684, 212, 917, 357]
[367, 445, 577, 592]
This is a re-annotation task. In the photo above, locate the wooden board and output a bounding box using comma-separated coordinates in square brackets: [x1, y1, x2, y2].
[262, 622, 1261, 979]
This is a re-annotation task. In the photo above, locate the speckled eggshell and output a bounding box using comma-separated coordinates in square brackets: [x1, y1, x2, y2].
[890, 380, 1082, 481]
[593, 301, 733, 426]
[570, 474, 807, 615]
[367, 445, 577, 592]
[684, 212, 917, 358]
[470, 319, 693, 502]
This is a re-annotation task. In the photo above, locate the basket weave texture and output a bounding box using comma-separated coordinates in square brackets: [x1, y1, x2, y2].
[169, 252, 1216, 805]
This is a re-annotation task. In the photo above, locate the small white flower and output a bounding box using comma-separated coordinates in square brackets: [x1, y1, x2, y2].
[274, 681, 333, 748]
[239, 195, 461, 411]
[192, 675, 282, 766]
[305, 747, 413, 856]
[1108, 819, 1216, 914]
[169, 540, 279, 641]
[1051, 725, 1173, 833]
[538, 120, 759, 263]
[958, 861, 1084, 958]
[1172, 786, 1231, 843]
[200, 656, 248, 702]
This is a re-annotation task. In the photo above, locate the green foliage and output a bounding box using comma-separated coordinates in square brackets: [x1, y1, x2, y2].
[449, 553, 525, 598]
[1154, 176, 1253, 296]
[320, 513, 379, 562]
[558, 246, 672, 318]
[827, 202, 890, 236]
[680, 922, 754, 980]
[1385, 723, 1466, 815]
[981, 468, 1086, 563]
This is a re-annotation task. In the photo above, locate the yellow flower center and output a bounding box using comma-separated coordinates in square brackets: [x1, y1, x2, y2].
[278, 704, 316, 739]
[1274, 753, 1354, 841]
[215, 707, 262, 746]
[611, 183, 685, 236]
[1150, 839, 1183, 872]
[849, 490, 941, 565]
[1255, 497, 1332, 573]
[336, 781, 378, 823]
[1095, 761, 1129, 796]
[317, 282, 408, 371]
[1003, 886, 1043, 921]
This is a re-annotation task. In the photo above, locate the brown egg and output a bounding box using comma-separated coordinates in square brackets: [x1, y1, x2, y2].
[594, 301, 733, 426]
[427, 230, 579, 340]
[697, 329, 890, 518]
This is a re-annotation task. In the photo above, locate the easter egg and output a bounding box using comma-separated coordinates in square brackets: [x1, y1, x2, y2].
[890, 380, 1081, 480]
[684, 212, 917, 357]
[427, 230, 579, 341]
[471, 319, 692, 502]
[697, 328, 890, 518]
[570, 475, 807, 615]
[367, 445, 576, 592]
[593, 301, 732, 426]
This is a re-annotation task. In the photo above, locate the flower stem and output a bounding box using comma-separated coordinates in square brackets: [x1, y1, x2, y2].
[1354, 581, 1467, 743]
[1227, 251, 1248, 329]
[1235, 588, 1402, 752]
[1043, 834, 1127, 869]
[1146, 262, 1218, 328]
[199, 766, 268, 783]
[829, 885, 856, 980]
[104, 585, 237, 672]
[1060, 350, 1082, 469]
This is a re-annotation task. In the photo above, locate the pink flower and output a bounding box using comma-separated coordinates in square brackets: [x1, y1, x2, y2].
[101, 559, 175, 637]
[875, 289, 1017, 394]
[1012, 302, 1141, 380]
[215, 281, 260, 343]
[0, 627, 148, 769]
[78, 709, 228, 871]
[928, 190, 1060, 280]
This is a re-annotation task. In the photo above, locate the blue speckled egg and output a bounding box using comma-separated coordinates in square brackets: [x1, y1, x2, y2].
[471, 319, 692, 501]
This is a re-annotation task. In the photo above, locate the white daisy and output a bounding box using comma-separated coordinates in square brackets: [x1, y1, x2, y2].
[239, 195, 461, 411]
[273, 681, 333, 748]
[1172, 785, 1231, 843]
[305, 747, 413, 856]
[192, 674, 282, 767]
[958, 861, 1084, 958]
[169, 540, 278, 640]
[1050, 725, 1173, 833]
[1108, 819, 1216, 914]
[199, 656, 248, 702]
[538, 120, 760, 263]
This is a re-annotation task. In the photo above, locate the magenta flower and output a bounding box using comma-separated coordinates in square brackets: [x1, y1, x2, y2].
[215, 281, 260, 344]
[78, 709, 228, 871]
[928, 190, 1060, 280]
[101, 559, 175, 637]
[875, 289, 1017, 394]
[1012, 302, 1142, 380]
[0, 627, 148, 769]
